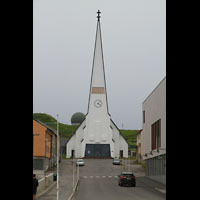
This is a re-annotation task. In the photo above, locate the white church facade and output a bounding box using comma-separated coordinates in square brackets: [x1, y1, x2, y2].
[66, 11, 128, 158]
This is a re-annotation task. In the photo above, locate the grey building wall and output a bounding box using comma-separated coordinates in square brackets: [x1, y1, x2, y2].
[146, 154, 166, 176]
[33, 157, 50, 171]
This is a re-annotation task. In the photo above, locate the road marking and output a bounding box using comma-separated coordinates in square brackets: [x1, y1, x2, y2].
[81, 175, 119, 179]
[155, 187, 166, 194]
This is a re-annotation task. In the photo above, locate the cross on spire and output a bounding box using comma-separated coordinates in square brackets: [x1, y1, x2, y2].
[97, 10, 101, 21]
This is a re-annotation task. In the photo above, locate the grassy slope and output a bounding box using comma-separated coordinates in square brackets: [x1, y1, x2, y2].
[33, 113, 138, 150]
[33, 113, 78, 139]
[120, 129, 138, 150]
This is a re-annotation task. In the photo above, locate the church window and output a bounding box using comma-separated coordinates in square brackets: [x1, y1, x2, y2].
[143, 110, 145, 124]
[151, 119, 161, 150]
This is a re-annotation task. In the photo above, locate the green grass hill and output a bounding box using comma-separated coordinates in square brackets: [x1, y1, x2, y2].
[33, 113, 78, 139]
[33, 113, 138, 150]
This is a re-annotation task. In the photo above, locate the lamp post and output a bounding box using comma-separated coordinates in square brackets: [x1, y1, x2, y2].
[56, 114, 60, 200]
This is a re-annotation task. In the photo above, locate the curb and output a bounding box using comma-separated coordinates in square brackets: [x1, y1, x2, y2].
[36, 181, 57, 199]
[68, 179, 79, 200]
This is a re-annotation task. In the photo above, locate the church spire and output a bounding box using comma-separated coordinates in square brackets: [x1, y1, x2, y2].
[87, 10, 109, 114]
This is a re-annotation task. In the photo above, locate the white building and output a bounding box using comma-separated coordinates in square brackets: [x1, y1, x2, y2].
[141, 77, 166, 183]
[66, 11, 128, 159]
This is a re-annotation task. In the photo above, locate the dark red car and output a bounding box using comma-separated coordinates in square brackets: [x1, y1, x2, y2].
[118, 172, 136, 187]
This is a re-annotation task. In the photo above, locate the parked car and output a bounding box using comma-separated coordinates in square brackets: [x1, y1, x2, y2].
[113, 157, 120, 165]
[76, 159, 84, 166]
[118, 172, 136, 187]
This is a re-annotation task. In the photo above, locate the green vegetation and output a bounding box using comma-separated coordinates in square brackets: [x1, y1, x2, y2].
[120, 129, 138, 150]
[33, 113, 139, 150]
[141, 162, 146, 169]
[33, 113, 78, 139]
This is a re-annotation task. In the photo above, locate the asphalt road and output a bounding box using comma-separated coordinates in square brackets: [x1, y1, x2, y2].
[73, 159, 166, 200]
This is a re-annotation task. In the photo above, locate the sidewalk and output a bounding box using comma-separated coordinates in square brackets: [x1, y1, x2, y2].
[36, 159, 75, 200]
[122, 159, 166, 194]
[143, 176, 166, 194]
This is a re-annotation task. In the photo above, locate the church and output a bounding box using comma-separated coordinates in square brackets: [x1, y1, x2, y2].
[66, 11, 128, 158]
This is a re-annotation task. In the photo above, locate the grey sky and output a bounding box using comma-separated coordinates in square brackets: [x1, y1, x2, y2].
[33, 0, 166, 130]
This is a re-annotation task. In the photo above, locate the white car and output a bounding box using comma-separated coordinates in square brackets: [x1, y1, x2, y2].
[113, 158, 120, 165]
[76, 159, 85, 166]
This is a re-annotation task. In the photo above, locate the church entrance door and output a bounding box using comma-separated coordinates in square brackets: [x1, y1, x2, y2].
[85, 144, 111, 158]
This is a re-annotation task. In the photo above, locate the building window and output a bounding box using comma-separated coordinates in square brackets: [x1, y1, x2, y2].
[143, 110, 145, 124]
[151, 119, 161, 150]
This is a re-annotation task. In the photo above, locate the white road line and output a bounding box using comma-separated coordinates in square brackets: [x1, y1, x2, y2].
[82, 175, 119, 179]
[155, 187, 166, 194]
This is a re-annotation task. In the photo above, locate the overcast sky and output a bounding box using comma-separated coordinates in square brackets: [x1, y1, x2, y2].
[33, 0, 166, 130]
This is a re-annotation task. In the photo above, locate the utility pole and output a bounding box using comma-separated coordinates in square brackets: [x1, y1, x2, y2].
[56, 114, 59, 200]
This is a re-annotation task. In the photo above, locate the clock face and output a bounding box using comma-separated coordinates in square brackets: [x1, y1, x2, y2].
[94, 99, 102, 108]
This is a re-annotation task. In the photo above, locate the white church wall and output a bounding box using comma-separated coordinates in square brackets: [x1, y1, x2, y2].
[110, 121, 120, 158]
[110, 120, 128, 158]
[85, 105, 112, 145]
[119, 134, 128, 158]
[66, 134, 75, 158]
[66, 120, 86, 158]
[74, 120, 86, 158]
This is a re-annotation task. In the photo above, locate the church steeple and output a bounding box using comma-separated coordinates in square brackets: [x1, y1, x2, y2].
[87, 10, 109, 114]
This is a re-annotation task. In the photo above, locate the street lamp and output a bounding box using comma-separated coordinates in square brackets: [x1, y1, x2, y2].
[56, 114, 60, 200]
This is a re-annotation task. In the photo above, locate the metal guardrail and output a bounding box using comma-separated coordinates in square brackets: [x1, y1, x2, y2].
[37, 173, 54, 194]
